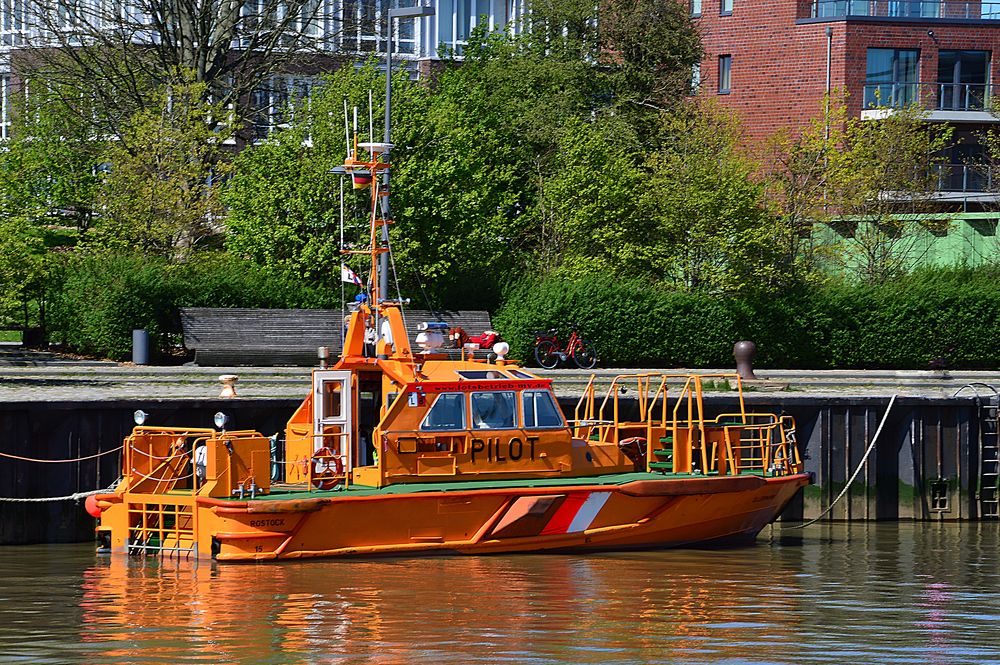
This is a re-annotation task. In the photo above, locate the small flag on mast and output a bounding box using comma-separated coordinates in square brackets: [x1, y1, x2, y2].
[341, 264, 363, 287]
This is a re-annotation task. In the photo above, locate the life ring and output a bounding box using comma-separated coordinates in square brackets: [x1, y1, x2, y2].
[311, 447, 344, 490]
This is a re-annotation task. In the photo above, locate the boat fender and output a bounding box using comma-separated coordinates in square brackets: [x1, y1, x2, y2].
[194, 445, 207, 482]
[618, 437, 646, 471]
[312, 447, 345, 490]
[84, 494, 102, 518]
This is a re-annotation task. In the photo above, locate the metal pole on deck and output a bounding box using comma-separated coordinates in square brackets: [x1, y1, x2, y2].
[381, 4, 435, 303]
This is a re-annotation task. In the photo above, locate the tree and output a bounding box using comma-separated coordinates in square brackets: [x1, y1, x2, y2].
[646, 103, 787, 293]
[598, 0, 703, 112]
[90, 81, 232, 257]
[225, 63, 421, 288]
[0, 80, 107, 235]
[762, 95, 848, 286]
[0, 216, 47, 329]
[536, 119, 649, 278]
[224, 5, 707, 307]
[765, 97, 956, 284]
[827, 108, 953, 283]
[17, 0, 353, 145]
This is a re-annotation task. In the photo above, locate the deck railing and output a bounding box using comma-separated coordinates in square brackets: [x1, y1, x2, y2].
[572, 373, 802, 477]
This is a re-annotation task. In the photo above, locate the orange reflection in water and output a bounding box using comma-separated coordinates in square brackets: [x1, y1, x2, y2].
[78, 545, 808, 665]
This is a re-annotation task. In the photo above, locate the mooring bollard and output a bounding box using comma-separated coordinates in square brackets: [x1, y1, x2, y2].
[734, 340, 757, 380]
[219, 374, 239, 398]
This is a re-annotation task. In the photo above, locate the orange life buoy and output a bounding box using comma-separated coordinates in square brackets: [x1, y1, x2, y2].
[311, 447, 344, 490]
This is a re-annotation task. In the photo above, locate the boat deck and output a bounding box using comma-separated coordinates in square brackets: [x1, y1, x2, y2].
[207, 470, 775, 502]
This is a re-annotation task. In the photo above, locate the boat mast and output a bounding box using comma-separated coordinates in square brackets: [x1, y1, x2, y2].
[376, 3, 435, 307]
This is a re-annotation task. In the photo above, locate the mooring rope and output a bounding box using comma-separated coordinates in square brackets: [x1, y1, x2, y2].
[0, 479, 121, 503]
[789, 393, 898, 529]
[0, 489, 106, 503]
[0, 446, 123, 463]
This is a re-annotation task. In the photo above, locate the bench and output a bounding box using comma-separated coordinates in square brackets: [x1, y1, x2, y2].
[180, 308, 495, 366]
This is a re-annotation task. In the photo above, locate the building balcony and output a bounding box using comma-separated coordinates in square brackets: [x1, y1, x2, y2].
[935, 163, 991, 190]
[812, 0, 1000, 20]
[860, 82, 999, 122]
[930, 163, 999, 201]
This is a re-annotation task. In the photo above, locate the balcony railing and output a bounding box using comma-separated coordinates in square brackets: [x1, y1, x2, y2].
[812, 0, 1000, 19]
[933, 164, 994, 192]
[862, 82, 993, 112]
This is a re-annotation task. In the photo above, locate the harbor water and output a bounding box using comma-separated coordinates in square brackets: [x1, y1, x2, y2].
[1, 522, 999, 664]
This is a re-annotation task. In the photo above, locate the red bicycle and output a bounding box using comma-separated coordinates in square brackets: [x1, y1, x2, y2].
[532, 325, 598, 369]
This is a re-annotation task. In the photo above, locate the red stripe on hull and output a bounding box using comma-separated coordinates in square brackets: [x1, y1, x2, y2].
[539, 492, 588, 535]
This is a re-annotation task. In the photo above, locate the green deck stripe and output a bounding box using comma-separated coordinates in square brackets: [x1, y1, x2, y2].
[228, 470, 746, 502]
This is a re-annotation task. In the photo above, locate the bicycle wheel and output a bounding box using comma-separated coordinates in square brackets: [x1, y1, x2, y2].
[573, 339, 598, 369]
[534, 340, 560, 369]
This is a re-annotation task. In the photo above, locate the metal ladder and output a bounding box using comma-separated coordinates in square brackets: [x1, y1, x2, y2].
[126, 501, 197, 558]
[956, 383, 1000, 519]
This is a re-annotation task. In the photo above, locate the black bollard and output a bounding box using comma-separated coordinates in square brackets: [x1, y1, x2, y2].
[734, 340, 757, 380]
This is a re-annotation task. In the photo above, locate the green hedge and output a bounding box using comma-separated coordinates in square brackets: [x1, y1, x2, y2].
[45, 252, 339, 360]
[493, 268, 1000, 369]
[45, 255, 1000, 368]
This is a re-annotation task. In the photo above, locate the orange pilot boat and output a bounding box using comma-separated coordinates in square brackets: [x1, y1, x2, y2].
[88, 95, 809, 563]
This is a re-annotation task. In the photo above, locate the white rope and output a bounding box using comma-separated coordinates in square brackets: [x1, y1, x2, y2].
[130, 446, 189, 461]
[790, 394, 898, 529]
[0, 446, 122, 463]
[387, 232, 409, 335]
[0, 479, 120, 503]
[0, 489, 106, 502]
[130, 467, 195, 482]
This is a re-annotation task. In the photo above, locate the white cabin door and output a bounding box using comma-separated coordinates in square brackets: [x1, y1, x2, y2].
[313, 370, 353, 475]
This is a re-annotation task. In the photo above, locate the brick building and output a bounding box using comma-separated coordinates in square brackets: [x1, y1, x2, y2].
[694, 0, 1000, 265]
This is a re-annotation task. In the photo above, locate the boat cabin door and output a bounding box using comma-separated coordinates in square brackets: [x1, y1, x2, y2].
[313, 370, 353, 475]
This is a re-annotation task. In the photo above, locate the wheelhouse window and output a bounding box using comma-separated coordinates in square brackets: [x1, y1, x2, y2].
[718, 55, 732, 94]
[457, 370, 509, 380]
[938, 50, 990, 111]
[321, 381, 342, 418]
[471, 391, 516, 430]
[420, 393, 467, 431]
[865, 48, 919, 108]
[522, 391, 565, 429]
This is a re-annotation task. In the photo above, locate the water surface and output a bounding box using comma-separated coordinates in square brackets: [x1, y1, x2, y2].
[1, 523, 998, 664]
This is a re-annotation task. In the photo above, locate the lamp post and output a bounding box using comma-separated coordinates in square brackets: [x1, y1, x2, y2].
[379, 4, 435, 301]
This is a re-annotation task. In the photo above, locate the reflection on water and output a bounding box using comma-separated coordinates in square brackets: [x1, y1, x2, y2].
[1, 523, 1000, 664]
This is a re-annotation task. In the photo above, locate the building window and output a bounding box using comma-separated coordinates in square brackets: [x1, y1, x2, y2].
[938, 50, 990, 111]
[864, 48, 918, 108]
[718, 55, 731, 94]
[691, 0, 702, 15]
[720, 0, 732, 14]
[0, 76, 9, 140]
[250, 75, 316, 141]
[0, 0, 25, 47]
[691, 62, 701, 94]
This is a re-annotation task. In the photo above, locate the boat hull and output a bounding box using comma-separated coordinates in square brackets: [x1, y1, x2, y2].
[96, 473, 809, 561]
